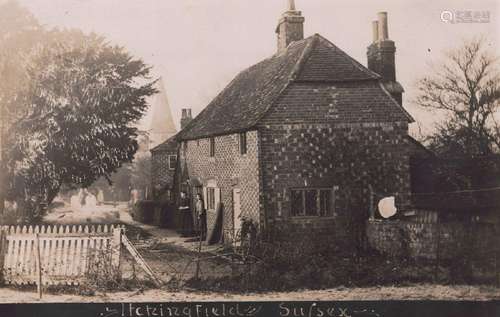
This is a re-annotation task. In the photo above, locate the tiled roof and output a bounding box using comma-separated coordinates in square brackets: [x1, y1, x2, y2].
[262, 81, 412, 124]
[150, 134, 178, 153]
[178, 34, 412, 140]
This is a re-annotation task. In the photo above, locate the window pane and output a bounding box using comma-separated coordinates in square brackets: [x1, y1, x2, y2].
[169, 155, 177, 170]
[208, 188, 215, 210]
[305, 190, 318, 216]
[240, 133, 247, 154]
[209, 138, 215, 157]
[291, 190, 303, 216]
[320, 190, 331, 216]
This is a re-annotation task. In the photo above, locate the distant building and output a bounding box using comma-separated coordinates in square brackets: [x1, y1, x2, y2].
[151, 108, 192, 198]
[174, 2, 414, 243]
[147, 77, 177, 150]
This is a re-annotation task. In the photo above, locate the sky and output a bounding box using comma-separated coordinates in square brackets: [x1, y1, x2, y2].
[15, 0, 500, 136]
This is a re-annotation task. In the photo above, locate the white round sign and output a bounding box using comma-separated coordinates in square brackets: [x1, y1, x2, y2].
[378, 196, 397, 218]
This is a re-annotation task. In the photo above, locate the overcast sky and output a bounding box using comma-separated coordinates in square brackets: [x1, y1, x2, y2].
[17, 0, 499, 136]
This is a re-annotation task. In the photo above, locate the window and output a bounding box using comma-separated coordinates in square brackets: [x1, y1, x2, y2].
[168, 155, 177, 170]
[209, 137, 215, 157]
[290, 188, 334, 217]
[239, 132, 247, 155]
[207, 188, 216, 210]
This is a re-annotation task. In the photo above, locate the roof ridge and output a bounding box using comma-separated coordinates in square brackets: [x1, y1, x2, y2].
[250, 35, 318, 127]
[150, 134, 178, 152]
[315, 34, 380, 80]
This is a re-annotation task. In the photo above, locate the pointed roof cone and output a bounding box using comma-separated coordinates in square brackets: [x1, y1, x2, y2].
[288, 0, 296, 11]
[149, 77, 177, 148]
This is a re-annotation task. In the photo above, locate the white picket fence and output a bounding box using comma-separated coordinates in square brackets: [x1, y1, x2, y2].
[0, 224, 123, 286]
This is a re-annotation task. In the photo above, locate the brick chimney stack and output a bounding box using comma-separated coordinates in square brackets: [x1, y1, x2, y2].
[180, 108, 193, 130]
[276, 0, 305, 54]
[367, 12, 404, 105]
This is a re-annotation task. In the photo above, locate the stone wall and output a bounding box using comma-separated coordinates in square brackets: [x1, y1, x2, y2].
[366, 219, 498, 260]
[179, 131, 261, 239]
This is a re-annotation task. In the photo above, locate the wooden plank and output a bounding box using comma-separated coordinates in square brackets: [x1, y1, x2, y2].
[25, 233, 34, 279]
[5, 232, 114, 239]
[122, 235, 160, 286]
[56, 226, 65, 277]
[69, 226, 77, 277]
[18, 233, 27, 277]
[34, 234, 42, 299]
[111, 228, 122, 269]
[8, 236, 16, 279]
[4, 231, 13, 273]
[0, 229, 6, 282]
[48, 235, 58, 277]
[61, 227, 70, 277]
[74, 238, 82, 277]
[42, 234, 51, 279]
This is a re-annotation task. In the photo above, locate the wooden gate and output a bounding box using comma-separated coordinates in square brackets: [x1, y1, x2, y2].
[0, 224, 123, 286]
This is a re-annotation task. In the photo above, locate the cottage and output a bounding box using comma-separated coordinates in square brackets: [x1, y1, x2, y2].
[176, 2, 415, 243]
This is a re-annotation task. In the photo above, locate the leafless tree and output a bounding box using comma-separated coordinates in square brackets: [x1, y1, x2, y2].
[416, 37, 500, 157]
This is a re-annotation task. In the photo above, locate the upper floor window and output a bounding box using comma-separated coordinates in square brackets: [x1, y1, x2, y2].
[209, 137, 215, 157]
[239, 132, 247, 155]
[290, 188, 334, 217]
[168, 155, 177, 170]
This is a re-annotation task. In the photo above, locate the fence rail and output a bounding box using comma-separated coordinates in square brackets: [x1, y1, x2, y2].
[0, 224, 123, 286]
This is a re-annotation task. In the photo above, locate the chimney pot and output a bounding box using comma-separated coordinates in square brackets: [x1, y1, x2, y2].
[276, 0, 304, 53]
[372, 21, 379, 43]
[378, 12, 389, 40]
[180, 108, 193, 130]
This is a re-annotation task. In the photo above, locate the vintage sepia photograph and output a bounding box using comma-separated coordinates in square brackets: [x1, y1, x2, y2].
[0, 0, 499, 313]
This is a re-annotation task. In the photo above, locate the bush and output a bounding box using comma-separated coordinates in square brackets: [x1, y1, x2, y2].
[131, 200, 157, 224]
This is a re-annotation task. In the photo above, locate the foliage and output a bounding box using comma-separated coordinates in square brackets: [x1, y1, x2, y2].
[1, 3, 158, 221]
[130, 154, 152, 198]
[0, 0, 45, 215]
[416, 37, 500, 158]
[185, 225, 440, 292]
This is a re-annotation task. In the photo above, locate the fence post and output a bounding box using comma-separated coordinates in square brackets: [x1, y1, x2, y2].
[34, 233, 42, 299]
[111, 227, 122, 271]
[0, 228, 5, 284]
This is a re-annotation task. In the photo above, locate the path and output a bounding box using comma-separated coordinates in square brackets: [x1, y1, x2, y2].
[42, 201, 232, 285]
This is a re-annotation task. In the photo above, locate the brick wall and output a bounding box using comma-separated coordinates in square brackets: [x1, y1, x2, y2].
[257, 122, 410, 231]
[256, 82, 411, 240]
[178, 131, 261, 239]
[366, 219, 498, 260]
[151, 148, 177, 193]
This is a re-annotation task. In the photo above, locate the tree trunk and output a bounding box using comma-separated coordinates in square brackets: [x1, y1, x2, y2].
[46, 184, 61, 206]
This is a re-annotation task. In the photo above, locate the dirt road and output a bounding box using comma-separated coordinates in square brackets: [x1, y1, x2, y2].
[0, 284, 499, 302]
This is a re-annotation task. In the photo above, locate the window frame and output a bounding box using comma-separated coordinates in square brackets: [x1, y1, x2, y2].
[289, 187, 335, 218]
[209, 137, 215, 157]
[167, 155, 177, 170]
[207, 187, 215, 210]
[239, 132, 247, 155]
